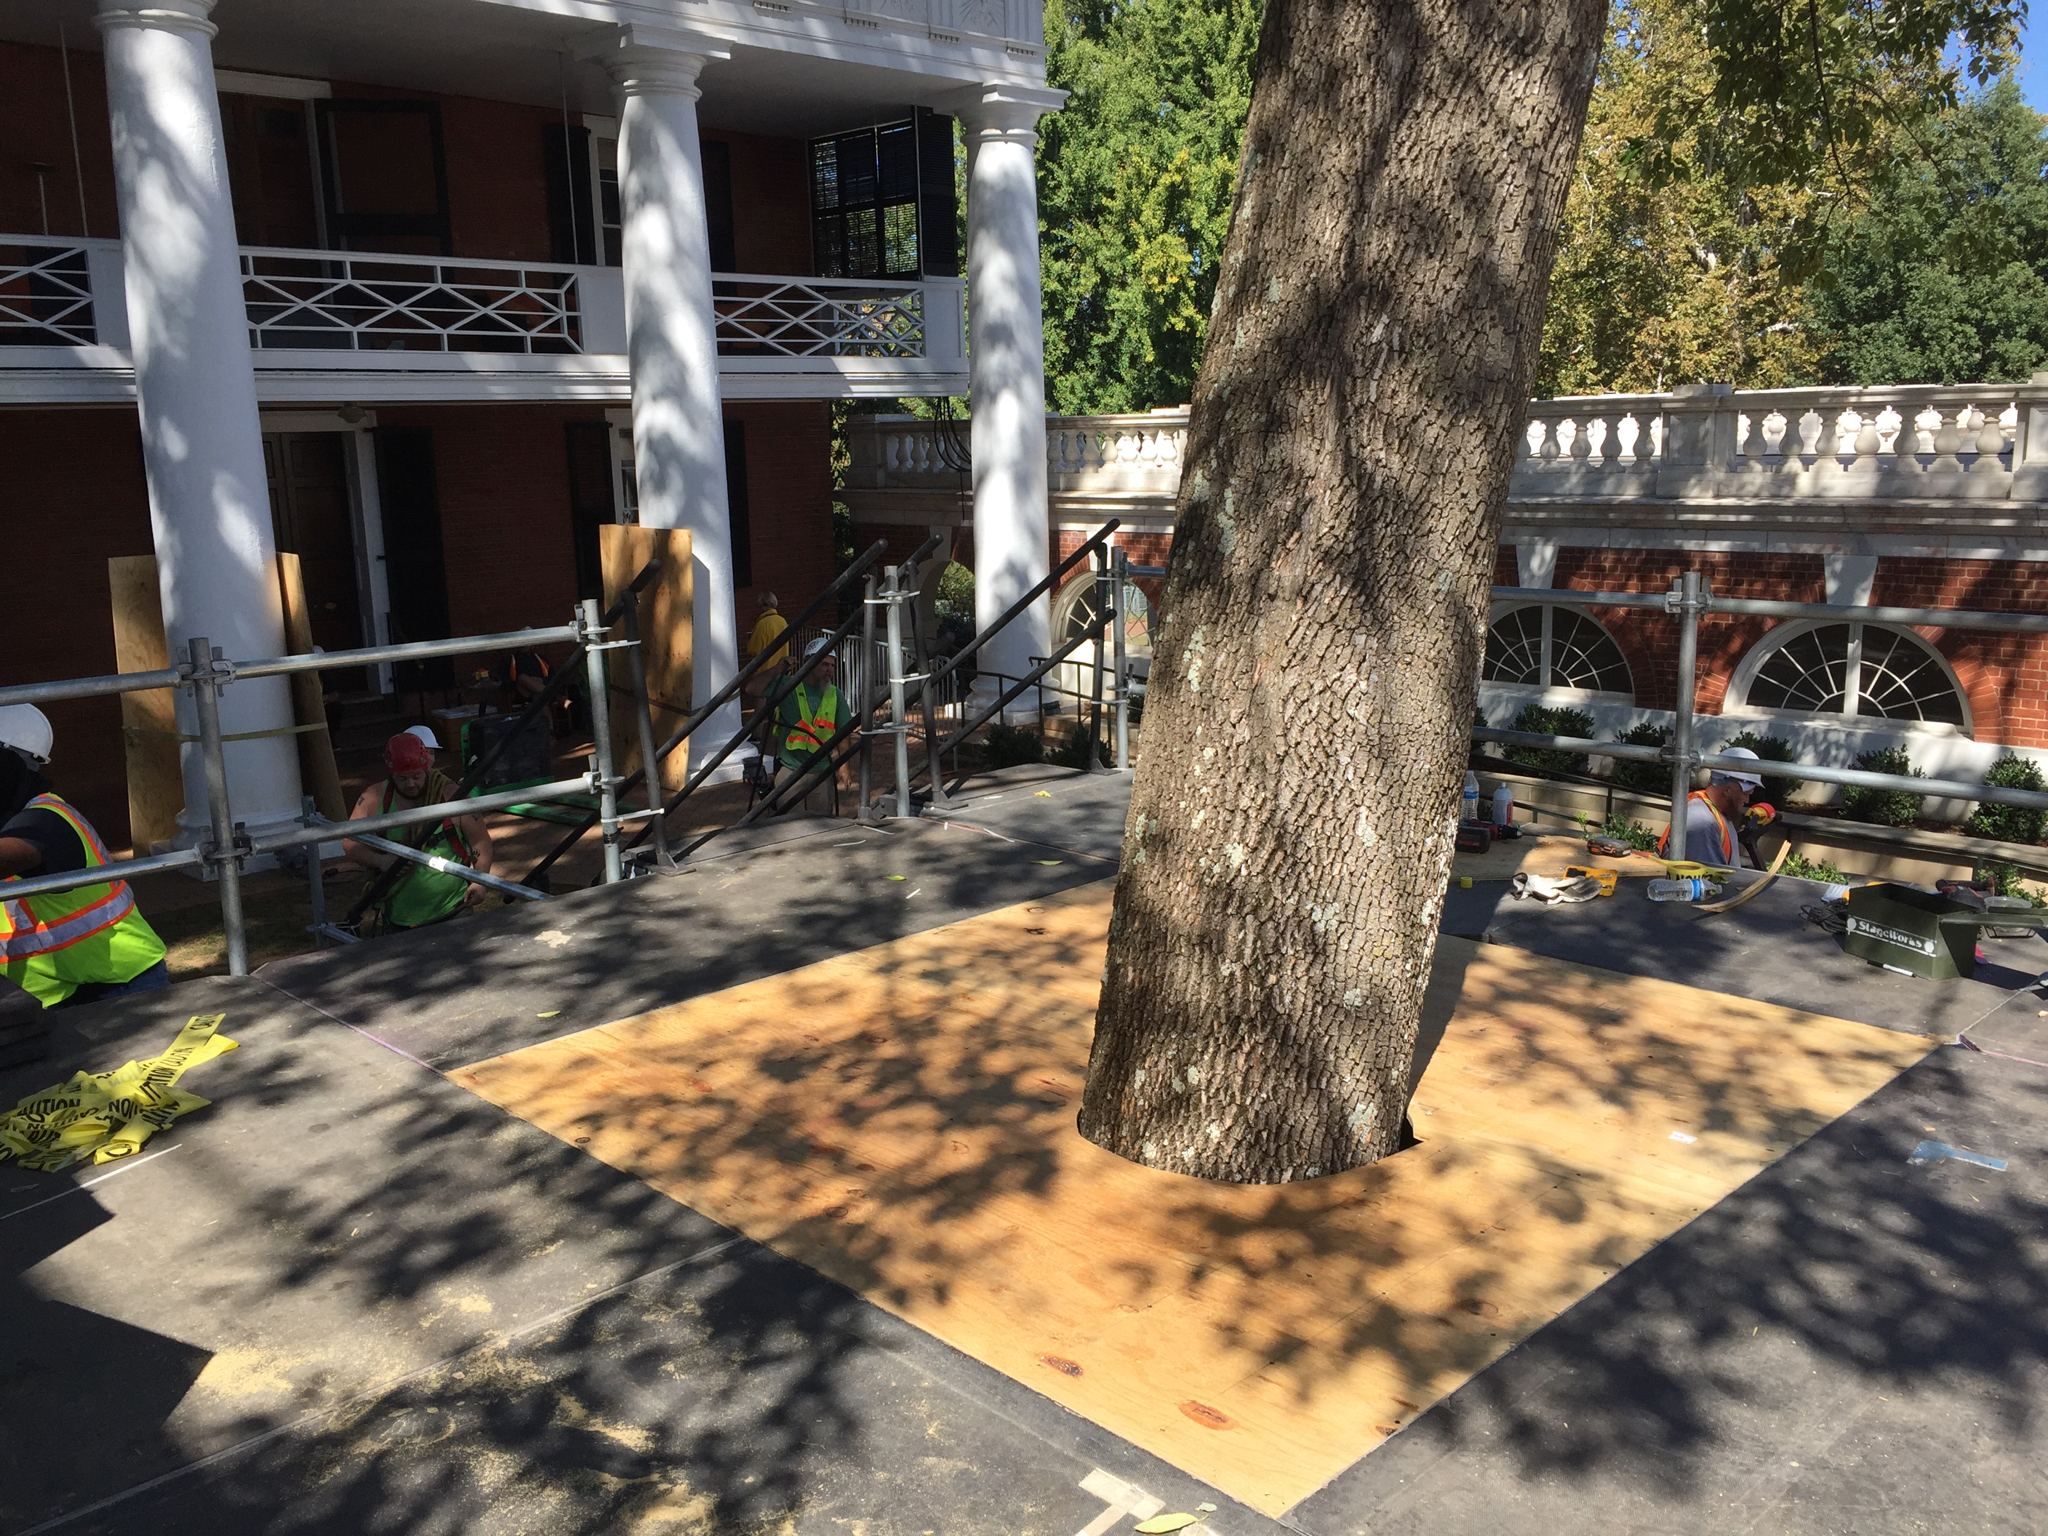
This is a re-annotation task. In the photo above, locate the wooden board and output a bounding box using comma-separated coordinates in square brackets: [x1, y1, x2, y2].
[106, 556, 183, 853]
[600, 526, 693, 794]
[455, 882, 1932, 1516]
[276, 553, 348, 822]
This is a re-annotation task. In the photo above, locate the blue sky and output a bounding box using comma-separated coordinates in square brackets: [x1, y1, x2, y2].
[2021, 9, 2048, 110]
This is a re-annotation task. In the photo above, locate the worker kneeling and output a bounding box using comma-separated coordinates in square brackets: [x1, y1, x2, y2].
[1658, 745, 1768, 868]
[0, 705, 169, 1009]
[346, 732, 495, 931]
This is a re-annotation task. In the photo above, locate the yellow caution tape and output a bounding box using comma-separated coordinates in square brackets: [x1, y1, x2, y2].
[0, 1013, 237, 1172]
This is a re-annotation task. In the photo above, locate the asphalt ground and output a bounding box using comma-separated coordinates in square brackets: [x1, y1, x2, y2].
[6, 766, 2047, 1534]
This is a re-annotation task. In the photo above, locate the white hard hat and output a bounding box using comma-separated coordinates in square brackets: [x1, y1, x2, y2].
[0, 704, 53, 765]
[1712, 745, 1764, 790]
[404, 724, 441, 751]
[803, 638, 833, 661]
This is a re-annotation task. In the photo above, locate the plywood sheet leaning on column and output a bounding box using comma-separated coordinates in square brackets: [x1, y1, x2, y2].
[455, 881, 1934, 1517]
[600, 526, 693, 793]
[107, 555, 184, 853]
[275, 552, 347, 822]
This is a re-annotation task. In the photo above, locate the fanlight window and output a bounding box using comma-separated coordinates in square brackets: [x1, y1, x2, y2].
[1738, 623, 1967, 727]
[1060, 576, 1153, 654]
[1484, 604, 1633, 695]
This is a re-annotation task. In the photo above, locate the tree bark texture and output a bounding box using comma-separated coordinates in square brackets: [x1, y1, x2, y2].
[1077, 0, 1607, 1182]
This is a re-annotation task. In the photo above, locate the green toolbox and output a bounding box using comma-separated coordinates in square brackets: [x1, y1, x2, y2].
[1842, 882, 2048, 980]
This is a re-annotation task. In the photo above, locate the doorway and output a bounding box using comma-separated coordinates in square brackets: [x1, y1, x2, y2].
[263, 430, 369, 690]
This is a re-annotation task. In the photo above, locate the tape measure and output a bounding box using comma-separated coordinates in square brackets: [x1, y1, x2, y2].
[0, 1013, 237, 1172]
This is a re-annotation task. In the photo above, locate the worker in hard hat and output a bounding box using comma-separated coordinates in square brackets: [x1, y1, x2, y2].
[1657, 745, 1767, 868]
[0, 704, 170, 1009]
[344, 731, 495, 930]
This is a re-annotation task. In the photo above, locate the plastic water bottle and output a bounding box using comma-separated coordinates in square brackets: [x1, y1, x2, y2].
[1647, 877, 1711, 902]
[1491, 782, 1513, 828]
[1463, 771, 1480, 824]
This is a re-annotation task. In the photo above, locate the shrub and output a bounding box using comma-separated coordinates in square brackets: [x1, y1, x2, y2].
[1576, 810, 1659, 849]
[1983, 860, 2048, 909]
[1967, 755, 2047, 846]
[981, 723, 1042, 769]
[1505, 704, 1596, 776]
[1842, 745, 1925, 827]
[1048, 722, 1104, 769]
[1608, 721, 1671, 794]
[1724, 728, 1805, 805]
[1782, 850, 1847, 883]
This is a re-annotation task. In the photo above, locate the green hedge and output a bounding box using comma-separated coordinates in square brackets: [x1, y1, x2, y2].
[1607, 721, 1670, 794]
[1723, 729, 1805, 805]
[1505, 704, 1595, 775]
[1842, 745, 1925, 827]
[1967, 755, 2047, 846]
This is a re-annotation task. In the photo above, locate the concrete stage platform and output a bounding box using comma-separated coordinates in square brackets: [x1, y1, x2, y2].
[5, 768, 2047, 1534]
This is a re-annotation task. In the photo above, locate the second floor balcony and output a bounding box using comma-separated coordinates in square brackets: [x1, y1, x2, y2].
[0, 235, 966, 404]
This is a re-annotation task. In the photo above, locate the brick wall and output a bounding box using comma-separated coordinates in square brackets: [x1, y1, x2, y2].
[0, 42, 120, 241]
[727, 401, 836, 617]
[0, 409, 155, 841]
[1872, 558, 2048, 747]
[1548, 548, 1826, 714]
[711, 131, 813, 275]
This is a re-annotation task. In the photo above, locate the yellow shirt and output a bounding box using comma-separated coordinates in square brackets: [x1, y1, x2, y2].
[746, 612, 789, 667]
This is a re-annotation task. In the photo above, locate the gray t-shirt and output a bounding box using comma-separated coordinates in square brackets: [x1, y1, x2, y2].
[1681, 796, 1744, 868]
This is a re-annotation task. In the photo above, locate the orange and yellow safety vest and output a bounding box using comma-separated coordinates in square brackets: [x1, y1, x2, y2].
[2, 794, 167, 1007]
[1657, 790, 1735, 864]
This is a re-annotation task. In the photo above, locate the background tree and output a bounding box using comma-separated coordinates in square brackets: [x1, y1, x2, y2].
[1809, 80, 2048, 383]
[1038, 0, 1262, 413]
[1076, 0, 2022, 1184]
[1537, 0, 1822, 394]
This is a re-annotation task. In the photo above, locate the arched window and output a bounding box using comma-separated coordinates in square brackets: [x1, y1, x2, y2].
[1056, 573, 1153, 656]
[1484, 603, 1633, 696]
[1730, 622, 1969, 728]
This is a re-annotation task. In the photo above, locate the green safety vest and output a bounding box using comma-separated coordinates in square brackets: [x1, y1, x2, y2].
[778, 683, 841, 770]
[2, 794, 167, 1008]
[373, 777, 477, 930]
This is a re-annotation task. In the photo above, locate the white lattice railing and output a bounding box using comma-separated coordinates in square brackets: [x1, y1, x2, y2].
[241, 248, 582, 355]
[0, 238, 97, 346]
[712, 275, 929, 358]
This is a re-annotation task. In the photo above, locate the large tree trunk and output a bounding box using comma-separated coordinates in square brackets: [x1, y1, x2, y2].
[1077, 0, 1607, 1182]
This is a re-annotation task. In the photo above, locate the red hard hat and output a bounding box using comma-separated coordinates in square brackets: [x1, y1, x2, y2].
[384, 732, 431, 772]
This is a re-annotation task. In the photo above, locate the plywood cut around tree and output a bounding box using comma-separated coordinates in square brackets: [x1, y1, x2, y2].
[600, 526, 694, 794]
[454, 881, 1932, 1517]
[106, 556, 183, 853]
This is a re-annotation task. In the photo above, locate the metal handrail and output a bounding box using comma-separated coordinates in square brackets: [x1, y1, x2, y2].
[1472, 731, 2048, 812]
[0, 846, 203, 905]
[0, 626, 582, 710]
[1491, 585, 2048, 634]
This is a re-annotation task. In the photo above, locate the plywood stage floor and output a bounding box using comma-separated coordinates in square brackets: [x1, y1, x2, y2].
[455, 881, 1934, 1516]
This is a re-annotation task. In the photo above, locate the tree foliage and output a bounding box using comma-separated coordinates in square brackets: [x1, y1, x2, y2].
[1810, 80, 2048, 383]
[1038, 0, 1261, 414]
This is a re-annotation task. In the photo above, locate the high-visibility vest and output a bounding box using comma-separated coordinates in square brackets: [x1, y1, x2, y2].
[1658, 790, 1735, 864]
[779, 683, 840, 767]
[2, 794, 167, 1007]
[371, 774, 476, 930]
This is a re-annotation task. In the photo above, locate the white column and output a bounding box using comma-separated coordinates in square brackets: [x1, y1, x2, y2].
[96, 0, 302, 851]
[952, 85, 1064, 721]
[587, 26, 743, 762]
